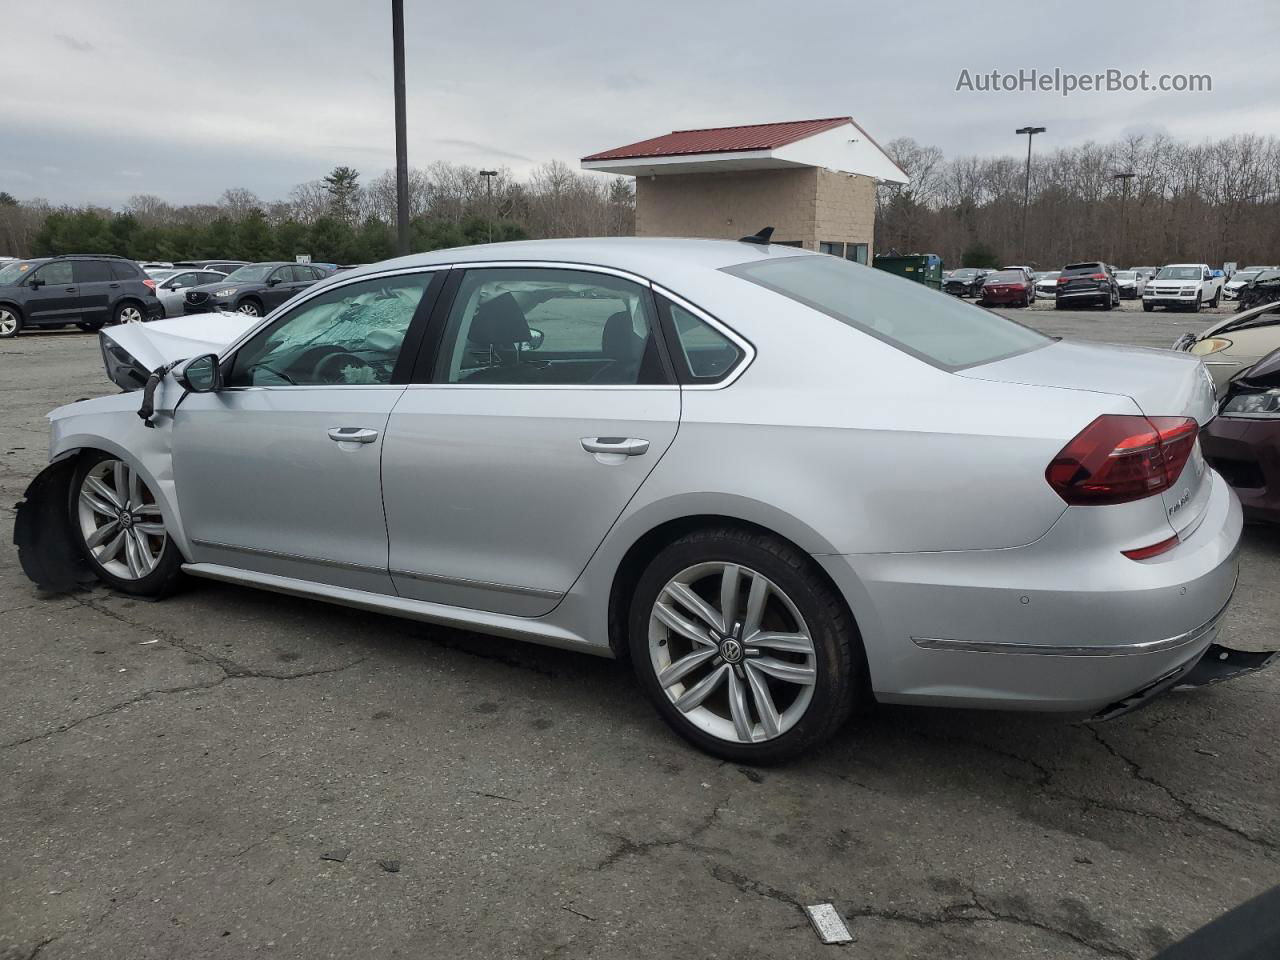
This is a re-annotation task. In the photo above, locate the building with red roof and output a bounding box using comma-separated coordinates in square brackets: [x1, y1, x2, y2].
[582, 117, 908, 259]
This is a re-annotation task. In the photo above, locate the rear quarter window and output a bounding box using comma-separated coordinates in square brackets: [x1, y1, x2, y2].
[723, 255, 1049, 371]
[109, 260, 142, 280]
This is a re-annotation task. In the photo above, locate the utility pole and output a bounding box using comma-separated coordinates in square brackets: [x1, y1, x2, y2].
[1113, 171, 1136, 266]
[1015, 126, 1045, 264]
[391, 0, 410, 256]
[479, 170, 498, 243]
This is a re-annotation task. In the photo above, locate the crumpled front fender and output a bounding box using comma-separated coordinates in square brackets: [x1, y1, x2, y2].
[12, 458, 92, 593]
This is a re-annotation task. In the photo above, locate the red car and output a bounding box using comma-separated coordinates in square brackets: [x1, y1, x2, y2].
[977, 270, 1033, 307]
[1201, 347, 1280, 524]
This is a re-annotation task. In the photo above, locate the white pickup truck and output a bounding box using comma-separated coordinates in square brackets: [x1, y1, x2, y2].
[1142, 263, 1224, 312]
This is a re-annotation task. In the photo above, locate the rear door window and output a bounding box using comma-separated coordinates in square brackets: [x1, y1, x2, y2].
[724, 254, 1049, 371]
[109, 261, 140, 281]
[73, 260, 114, 283]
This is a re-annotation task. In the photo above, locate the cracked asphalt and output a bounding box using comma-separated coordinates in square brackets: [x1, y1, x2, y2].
[3, 314, 1279, 960]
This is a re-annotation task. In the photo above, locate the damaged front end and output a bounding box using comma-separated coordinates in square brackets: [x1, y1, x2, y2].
[12, 457, 93, 592]
[98, 313, 258, 391]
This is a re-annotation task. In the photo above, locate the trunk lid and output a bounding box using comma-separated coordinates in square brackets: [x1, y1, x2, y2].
[961, 340, 1217, 536]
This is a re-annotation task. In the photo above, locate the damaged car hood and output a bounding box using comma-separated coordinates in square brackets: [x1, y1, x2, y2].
[101, 313, 259, 390]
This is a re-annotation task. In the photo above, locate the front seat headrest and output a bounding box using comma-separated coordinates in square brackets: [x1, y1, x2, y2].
[468, 292, 531, 347]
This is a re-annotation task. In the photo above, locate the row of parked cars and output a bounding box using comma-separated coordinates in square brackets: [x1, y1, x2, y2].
[0, 254, 339, 338]
[943, 261, 1279, 313]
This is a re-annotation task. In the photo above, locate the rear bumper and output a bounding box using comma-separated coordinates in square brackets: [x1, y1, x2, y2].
[819, 470, 1243, 712]
[1201, 415, 1280, 524]
[1059, 288, 1109, 301]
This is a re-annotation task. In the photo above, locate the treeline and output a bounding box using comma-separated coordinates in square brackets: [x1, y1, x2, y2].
[0, 160, 635, 263]
[876, 133, 1280, 269]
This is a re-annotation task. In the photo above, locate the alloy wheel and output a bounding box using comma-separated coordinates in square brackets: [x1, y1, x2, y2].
[648, 561, 816, 744]
[0, 309, 17, 337]
[76, 458, 167, 580]
[119, 305, 144, 324]
[237, 303, 260, 316]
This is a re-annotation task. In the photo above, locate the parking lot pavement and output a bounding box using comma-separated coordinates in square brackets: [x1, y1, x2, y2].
[2, 324, 1279, 960]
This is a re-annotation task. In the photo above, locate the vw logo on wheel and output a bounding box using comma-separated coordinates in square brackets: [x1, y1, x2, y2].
[719, 637, 743, 664]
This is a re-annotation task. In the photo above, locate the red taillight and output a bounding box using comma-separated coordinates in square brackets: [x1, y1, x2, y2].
[1057, 277, 1069, 284]
[1046, 415, 1199, 506]
[1090, 273, 1108, 280]
[142, 278, 157, 291]
[1122, 534, 1180, 561]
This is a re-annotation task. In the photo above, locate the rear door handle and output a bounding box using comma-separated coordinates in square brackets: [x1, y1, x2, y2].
[328, 427, 379, 444]
[581, 437, 649, 456]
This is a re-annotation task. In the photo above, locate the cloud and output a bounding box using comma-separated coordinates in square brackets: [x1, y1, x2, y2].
[54, 33, 95, 53]
[431, 139, 533, 163]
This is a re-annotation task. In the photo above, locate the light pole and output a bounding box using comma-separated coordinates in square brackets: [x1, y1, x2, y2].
[1113, 171, 1136, 266]
[391, 0, 410, 256]
[479, 169, 498, 243]
[1015, 126, 1045, 264]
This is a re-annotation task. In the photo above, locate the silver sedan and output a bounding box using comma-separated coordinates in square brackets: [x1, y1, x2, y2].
[16, 238, 1252, 762]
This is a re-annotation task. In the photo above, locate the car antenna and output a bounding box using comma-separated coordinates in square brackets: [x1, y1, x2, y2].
[739, 226, 774, 245]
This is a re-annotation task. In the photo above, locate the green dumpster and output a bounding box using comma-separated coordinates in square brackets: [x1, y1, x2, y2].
[872, 254, 943, 291]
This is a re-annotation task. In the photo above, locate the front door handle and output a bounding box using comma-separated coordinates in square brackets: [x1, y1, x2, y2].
[581, 437, 649, 457]
[328, 427, 379, 444]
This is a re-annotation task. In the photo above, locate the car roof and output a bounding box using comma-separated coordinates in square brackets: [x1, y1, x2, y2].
[329, 237, 818, 290]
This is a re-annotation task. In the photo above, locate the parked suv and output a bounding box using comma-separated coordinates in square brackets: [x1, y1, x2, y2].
[1055, 261, 1120, 310]
[182, 262, 329, 317]
[0, 255, 160, 339]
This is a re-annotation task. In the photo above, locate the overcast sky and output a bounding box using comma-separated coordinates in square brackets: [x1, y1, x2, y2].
[2, 0, 1276, 206]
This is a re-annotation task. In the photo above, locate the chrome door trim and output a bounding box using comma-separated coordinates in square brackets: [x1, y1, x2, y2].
[190, 537, 387, 574]
[651, 283, 756, 390]
[911, 600, 1230, 658]
[388, 567, 563, 600]
[216, 264, 457, 360]
[443, 259, 652, 287]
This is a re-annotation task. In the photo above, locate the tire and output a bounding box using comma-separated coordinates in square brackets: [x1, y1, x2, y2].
[69, 451, 183, 598]
[628, 526, 864, 764]
[235, 299, 262, 317]
[1054, 300, 1065, 309]
[77, 320, 105, 332]
[1101, 295, 1113, 311]
[1143, 302, 1154, 312]
[0, 306, 20, 338]
[113, 301, 145, 326]
[1210, 289, 1220, 308]
[1192, 294, 1203, 313]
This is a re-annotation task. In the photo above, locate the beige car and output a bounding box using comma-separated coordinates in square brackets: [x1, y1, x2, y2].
[1176, 301, 1280, 391]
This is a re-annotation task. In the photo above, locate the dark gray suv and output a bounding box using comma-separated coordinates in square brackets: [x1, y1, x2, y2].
[0, 255, 162, 339]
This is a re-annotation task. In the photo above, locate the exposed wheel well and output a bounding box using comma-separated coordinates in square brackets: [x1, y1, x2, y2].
[606, 514, 855, 662]
[0, 301, 24, 318]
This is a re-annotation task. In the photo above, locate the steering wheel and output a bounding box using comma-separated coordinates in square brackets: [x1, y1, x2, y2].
[313, 350, 373, 384]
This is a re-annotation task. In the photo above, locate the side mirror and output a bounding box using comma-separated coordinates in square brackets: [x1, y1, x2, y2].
[266, 276, 282, 287]
[28, 277, 44, 290]
[523, 328, 545, 351]
[175, 353, 222, 393]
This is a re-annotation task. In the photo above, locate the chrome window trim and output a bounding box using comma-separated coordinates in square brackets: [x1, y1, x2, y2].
[652, 283, 756, 390]
[911, 598, 1230, 658]
[215, 263, 457, 361]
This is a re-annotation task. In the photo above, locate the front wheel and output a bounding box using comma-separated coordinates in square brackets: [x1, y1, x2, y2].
[0, 307, 20, 338]
[236, 300, 262, 317]
[1192, 294, 1203, 313]
[70, 452, 183, 597]
[1143, 302, 1155, 312]
[628, 527, 864, 764]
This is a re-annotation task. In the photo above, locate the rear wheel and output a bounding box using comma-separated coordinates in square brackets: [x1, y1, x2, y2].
[70, 452, 182, 598]
[628, 527, 863, 764]
[114, 301, 145, 325]
[1101, 295, 1113, 311]
[0, 307, 20, 338]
